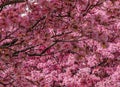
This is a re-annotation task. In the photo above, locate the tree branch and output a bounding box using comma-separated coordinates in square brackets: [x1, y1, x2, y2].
[27, 16, 46, 32]
[27, 42, 58, 56]
[0, 0, 25, 11]
[0, 38, 18, 48]
[12, 44, 42, 56]
[82, 0, 106, 16]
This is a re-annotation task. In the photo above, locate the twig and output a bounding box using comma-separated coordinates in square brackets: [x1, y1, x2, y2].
[27, 42, 58, 56]
[0, 0, 25, 11]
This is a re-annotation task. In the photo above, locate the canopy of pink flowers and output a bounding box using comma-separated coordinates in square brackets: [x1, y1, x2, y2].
[0, 0, 120, 87]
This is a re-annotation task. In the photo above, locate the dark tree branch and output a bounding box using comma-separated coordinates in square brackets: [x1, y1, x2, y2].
[0, 28, 20, 43]
[82, 0, 106, 16]
[0, 38, 18, 48]
[27, 42, 58, 56]
[0, 0, 25, 11]
[27, 16, 46, 32]
[26, 38, 88, 57]
[51, 31, 72, 38]
[53, 38, 87, 43]
[12, 44, 42, 56]
[40, 50, 64, 56]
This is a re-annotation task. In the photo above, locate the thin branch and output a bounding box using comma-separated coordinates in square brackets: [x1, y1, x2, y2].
[27, 16, 46, 32]
[53, 38, 87, 43]
[27, 42, 58, 56]
[26, 38, 87, 57]
[0, 0, 25, 11]
[41, 50, 64, 56]
[0, 28, 19, 43]
[51, 31, 72, 38]
[0, 38, 18, 48]
[82, 0, 106, 16]
[12, 44, 42, 56]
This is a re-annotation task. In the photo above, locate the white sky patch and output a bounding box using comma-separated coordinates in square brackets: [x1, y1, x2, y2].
[29, 0, 37, 3]
[21, 13, 27, 17]
[20, 4, 31, 17]
[26, 6, 29, 11]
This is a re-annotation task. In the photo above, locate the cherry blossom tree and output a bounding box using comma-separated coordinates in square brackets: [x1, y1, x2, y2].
[0, 0, 120, 87]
